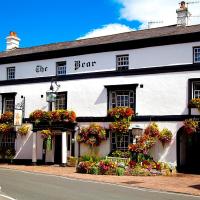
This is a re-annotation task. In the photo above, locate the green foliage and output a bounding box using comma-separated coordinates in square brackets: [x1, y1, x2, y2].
[89, 166, 99, 175]
[116, 167, 125, 176]
[131, 165, 151, 176]
[111, 150, 131, 158]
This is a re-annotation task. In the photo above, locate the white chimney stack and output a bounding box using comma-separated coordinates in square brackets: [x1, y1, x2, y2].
[6, 31, 20, 51]
[176, 1, 189, 26]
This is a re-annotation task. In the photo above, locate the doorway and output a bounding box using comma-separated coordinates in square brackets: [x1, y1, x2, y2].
[177, 127, 200, 173]
[54, 135, 62, 164]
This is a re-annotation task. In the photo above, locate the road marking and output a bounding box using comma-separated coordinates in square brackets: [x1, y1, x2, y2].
[0, 194, 16, 200]
[0, 168, 200, 198]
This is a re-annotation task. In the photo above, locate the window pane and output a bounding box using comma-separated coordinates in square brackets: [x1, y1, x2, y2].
[193, 82, 200, 98]
[116, 55, 129, 71]
[55, 93, 66, 110]
[194, 47, 200, 63]
[4, 97, 15, 113]
[111, 132, 132, 151]
[109, 90, 135, 109]
[7, 67, 15, 80]
[56, 61, 66, 76]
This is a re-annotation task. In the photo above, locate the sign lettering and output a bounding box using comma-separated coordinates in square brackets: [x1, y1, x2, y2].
[75, 60, 96, 70]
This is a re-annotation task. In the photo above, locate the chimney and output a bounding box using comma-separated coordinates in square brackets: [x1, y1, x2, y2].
[6, 31, 20, 51]
[176, 1, 189, 26]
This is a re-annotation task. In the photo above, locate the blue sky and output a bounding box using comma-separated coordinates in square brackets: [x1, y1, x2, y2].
[0, 0, 140, 51]
[0, 0, 200, 52]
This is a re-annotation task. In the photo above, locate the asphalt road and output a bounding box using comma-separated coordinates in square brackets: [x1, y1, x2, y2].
[0, 168, 199, 200]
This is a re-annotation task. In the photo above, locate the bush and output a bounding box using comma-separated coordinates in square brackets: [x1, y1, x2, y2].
[89, 166, 99, 175]
[116, 167, 125, 176]
[131, 165, 151, 176]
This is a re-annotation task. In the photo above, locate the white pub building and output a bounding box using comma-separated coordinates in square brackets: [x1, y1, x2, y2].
[0, 2, 200, 173]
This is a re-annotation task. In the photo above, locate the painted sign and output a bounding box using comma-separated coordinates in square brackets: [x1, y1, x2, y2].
[74, 60, 96, 70]
[14, 109, 23, 126]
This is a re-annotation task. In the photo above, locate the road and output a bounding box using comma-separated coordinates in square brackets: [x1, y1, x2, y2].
[0, 168, 199, 200]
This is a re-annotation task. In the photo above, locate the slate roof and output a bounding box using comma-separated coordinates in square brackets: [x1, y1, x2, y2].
[0, 24, 200, 58]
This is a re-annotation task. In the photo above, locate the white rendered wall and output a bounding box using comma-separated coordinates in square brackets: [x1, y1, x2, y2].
[0, 70, 200, 117]
[0, 41, 200, 80]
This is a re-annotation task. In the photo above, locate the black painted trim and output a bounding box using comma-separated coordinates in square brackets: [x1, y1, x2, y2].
[23, 115, 200, 123]
[1, 31, 200, 64]
[76, 115, 198, 122]
[1, 64, 200, 87]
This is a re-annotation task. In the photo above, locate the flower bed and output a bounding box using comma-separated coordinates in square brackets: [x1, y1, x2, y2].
[76, 156, 174, 176]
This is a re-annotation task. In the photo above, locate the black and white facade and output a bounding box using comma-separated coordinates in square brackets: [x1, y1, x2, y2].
[0, 22, 200, 172]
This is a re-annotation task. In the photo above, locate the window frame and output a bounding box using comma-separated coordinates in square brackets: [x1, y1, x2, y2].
[193, 47, 200, 64]
[56, 61, 67, 76]
[116, 54, 129, 71]
[7, 67, 15, 80]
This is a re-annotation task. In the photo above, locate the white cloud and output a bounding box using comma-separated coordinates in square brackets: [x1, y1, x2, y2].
[116, 0, 200, 28]
[77, 23, 134, 40]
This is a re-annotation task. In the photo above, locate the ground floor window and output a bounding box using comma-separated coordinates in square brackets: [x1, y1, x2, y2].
[111, 131, 133, 151]
[0, 132, 16, 159]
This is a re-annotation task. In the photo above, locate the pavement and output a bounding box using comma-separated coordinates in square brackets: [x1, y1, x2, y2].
[0, 164, 200, 197]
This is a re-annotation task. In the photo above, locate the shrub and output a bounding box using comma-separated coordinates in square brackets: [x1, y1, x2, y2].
[116, 167, 125, 176]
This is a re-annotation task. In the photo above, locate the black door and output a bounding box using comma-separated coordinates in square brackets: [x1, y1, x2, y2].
[54, 135, 62, 164]
[177, 128, 200, 173]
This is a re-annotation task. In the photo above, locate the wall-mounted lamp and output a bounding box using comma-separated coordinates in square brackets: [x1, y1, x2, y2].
[46, 78, 60, 103]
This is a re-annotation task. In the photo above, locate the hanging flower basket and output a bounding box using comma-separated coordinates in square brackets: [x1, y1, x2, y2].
[0, 112, 13, 124]
[183, 119, 199, 135]
[0, 124, 13, 135]
[144, 122, 160, 137]
[108, 107, 134, 120]
[159, 128, 173, 146]
[77, 123, 107, 146]
[17, 125, 30, 136]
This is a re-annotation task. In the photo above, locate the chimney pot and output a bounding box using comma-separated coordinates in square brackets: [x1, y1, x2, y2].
[6, 31, 20, 51]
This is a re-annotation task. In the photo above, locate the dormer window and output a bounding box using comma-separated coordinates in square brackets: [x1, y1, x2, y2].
[116, 55, 129, 71]
[194, 47, 200, 63]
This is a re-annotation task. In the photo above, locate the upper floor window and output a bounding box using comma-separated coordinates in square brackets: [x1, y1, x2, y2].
[193, 81, 200, 98]
[116, 55, 129, 71]
[55, 92, 67, 110]
[110, 90, 135, 109]
[194, 47, 200, 63]
[56, 61, 66, 76]
[105, 84, 137, 110]
[7, 67, 15, 80]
